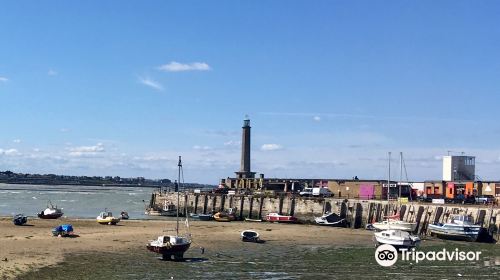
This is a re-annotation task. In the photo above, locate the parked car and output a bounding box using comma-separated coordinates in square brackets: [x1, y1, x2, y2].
[299, 188, 313, 197]
[463, 195, 476, 204]
[476, 195, 495, 204]
[312, 187, 333, 197]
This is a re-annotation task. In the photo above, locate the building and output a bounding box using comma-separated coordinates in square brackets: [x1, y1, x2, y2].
[442, 155, 475, 181]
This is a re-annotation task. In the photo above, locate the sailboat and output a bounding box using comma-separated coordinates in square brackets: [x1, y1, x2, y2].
[147, 156, 191, 261]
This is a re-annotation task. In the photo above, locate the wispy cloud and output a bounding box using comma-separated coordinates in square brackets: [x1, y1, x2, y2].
[193, 145, 212, 151]
[158, 61, 211, 72]
[138, 76, 164, 91]
[67, 143, 105, 157]
[0, 148, 20, 156]
[48, 69, 58, 76]
[261, 144, 283, 151]
[0, 76, 8, 83]
[313, 116, 321, 122]
[260, 112, 475, 123]
[13, 139, 21, 144]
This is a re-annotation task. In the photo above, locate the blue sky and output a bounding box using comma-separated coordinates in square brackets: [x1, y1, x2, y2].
[1, 1, 499, 183]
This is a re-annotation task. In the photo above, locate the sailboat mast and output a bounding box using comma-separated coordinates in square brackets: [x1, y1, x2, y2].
[176, 156, 181, 236]
[399, 152, 403, 199]
[388, 152, 391, 202]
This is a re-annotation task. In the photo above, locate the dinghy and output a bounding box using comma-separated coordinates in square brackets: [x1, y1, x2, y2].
[13, 214, 27, 226]
[314, 212, 346, 227]
[241, 230, 260, 242]
[374, 229, 420, 248]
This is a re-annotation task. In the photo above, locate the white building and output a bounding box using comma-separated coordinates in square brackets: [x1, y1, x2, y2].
[442, 155, 475, 181]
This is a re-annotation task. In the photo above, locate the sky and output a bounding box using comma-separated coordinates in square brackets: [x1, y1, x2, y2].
[1, 1, 500, 183]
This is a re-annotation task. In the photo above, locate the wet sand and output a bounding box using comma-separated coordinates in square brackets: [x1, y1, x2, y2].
[0, 217, 375, 279]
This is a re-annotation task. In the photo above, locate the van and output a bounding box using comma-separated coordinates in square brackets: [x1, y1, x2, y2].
[312, 187, 332, 197]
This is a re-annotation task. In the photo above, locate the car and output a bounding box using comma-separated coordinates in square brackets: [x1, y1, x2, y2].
[476, 195, 495, 204]
[463, 195, 476, 204]
[299, 188, 313, 197]
[312, 187, 333, 197]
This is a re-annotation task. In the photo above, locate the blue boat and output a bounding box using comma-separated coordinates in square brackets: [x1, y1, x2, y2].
[52, 224, 74, 237]
[13, 214, 28, 226]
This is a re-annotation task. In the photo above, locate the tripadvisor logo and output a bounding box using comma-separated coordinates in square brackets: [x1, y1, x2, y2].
[375, 244, 482, 267]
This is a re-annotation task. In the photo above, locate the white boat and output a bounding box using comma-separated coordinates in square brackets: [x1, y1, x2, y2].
[428, 215, 481, 242]
[147, 156, 192, 261]
[314, 212, 346, 227]
[145, 200, 177, 216]
[37, 201, 64, 219]
[372, 219, 417, 232]
[241, 230, 260, 242]
[374, 229, 421, 248]
[96, 210, 121, 225]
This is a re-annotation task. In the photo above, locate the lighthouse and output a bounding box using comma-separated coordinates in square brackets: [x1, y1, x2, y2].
[235, 117, 256, 179]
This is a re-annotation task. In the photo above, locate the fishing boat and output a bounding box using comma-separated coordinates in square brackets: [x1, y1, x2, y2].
[13, 214, 28, 226]
[96, 210, 121, 225]
[189, 213, 213, 221]
[314, 212, 346, 227]
[428, 215, 481, 242]
[266, 213, 297, 223]
[214, 208, 237, 222]
[52, 224, 74, 237]
[374, 229, 421, 248]
[372, 219, 417, 232]
[147, 156, 191, 261]
[37, 201, 64, 219]
[241, 230, 260, 242]
[120, 211, 129, 220]
[145, 200, 177, 216]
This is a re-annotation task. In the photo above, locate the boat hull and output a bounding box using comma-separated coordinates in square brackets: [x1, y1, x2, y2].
[266, 214, 297, 223]
[147, 243, 191, 260]
[428, 224, 480, 242]
[97, 218, 120, 225]
[372, 221, 416, 232]
[38, 213, 63, 219]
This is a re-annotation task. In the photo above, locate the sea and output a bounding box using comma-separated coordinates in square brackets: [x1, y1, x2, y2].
[0, 183, 154, 219]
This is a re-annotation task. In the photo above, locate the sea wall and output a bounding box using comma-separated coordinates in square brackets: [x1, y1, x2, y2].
[151, 192, 500, 235]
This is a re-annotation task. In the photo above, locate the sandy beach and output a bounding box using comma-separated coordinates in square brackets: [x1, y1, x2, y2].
[0, 217, 375, 279]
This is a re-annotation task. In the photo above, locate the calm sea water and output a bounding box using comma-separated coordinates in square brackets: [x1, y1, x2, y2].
[0, 183, 155, 219]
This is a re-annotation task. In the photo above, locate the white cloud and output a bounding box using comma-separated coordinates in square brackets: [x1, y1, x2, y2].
[67, 143, 105, 156]
[158, 61, 211, 72]
[0, 148, 20, 156]
[224, 140, 241, 147]
[13, 139, 21, 144]
[193, 145, 212, 151]
[261, 144, 283, 151]
[48, 69, 58, 76]
[138, 76, 164, 91]
[313, 116, 321, 122]
[0, 76, 8, 82]
[60, 128, 70, 133]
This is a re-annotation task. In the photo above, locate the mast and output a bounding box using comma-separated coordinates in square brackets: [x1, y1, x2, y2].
[399, 152, 403, 200]
[176, 156, 181, 236]
[387, 152, 391, 202]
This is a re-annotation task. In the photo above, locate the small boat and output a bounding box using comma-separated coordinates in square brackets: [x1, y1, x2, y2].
[428, 215, 481, 242]
[266, 213, 297, 223]
[214, 208, 237, 222]
[147, 156, 192, 261]
[147, 235, 192, 260]
[241, 230, 260, 242]
[314, 212, 346, 227]
[52, 224, 74, 237]
[13, 214, 28, 226]
[214, 212, 233, 222]
[374, 229, 421, 248]
[97, 210, 121, 225]
[189, 213, 213, 221]
[120, 211, 129, 220]
[145, 200, 177, 216]
[245, 218, 262, 222]
[372, 219, 417, 232]
[37, 201, 64, 219]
